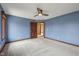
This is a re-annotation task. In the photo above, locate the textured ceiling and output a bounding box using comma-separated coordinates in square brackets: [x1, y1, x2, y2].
[1, 3, 79, 20]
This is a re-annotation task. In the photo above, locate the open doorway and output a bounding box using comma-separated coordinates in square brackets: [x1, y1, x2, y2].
[31, 22, 44, 38]
[37, 22, 44, 38]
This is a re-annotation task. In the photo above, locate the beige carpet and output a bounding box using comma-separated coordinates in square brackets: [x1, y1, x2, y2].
[0, 37, 79, 56]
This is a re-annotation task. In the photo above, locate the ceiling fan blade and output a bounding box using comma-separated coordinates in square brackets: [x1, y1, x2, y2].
[34, 14, 38, 17]
[43, 14, 49, 16]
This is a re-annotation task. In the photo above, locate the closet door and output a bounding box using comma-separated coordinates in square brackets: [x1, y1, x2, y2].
[0, 12, 1, 39]
[31, 22, 37, 38]
[1, 11, 6, 40]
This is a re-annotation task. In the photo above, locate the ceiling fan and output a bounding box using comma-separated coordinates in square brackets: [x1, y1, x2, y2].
[34, 8, 49, 17]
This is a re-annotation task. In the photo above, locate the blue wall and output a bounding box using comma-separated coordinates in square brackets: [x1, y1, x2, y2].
[0, 5, 5, 50]
[7, 15, 31, 42]
[45, 11, 79, 45]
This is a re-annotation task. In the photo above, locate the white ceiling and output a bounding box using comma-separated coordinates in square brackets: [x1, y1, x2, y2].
[1, 3, 79, 20]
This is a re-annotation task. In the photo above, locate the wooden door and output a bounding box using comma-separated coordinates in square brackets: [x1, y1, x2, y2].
[31, 22, 37, 38]
[1, 11, 6, 39]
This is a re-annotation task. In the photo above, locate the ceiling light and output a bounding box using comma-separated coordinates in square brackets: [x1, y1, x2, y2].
[38, 13, 42, 16]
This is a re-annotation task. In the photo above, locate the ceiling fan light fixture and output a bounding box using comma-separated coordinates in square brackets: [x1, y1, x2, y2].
[38, 13, 42, 16]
